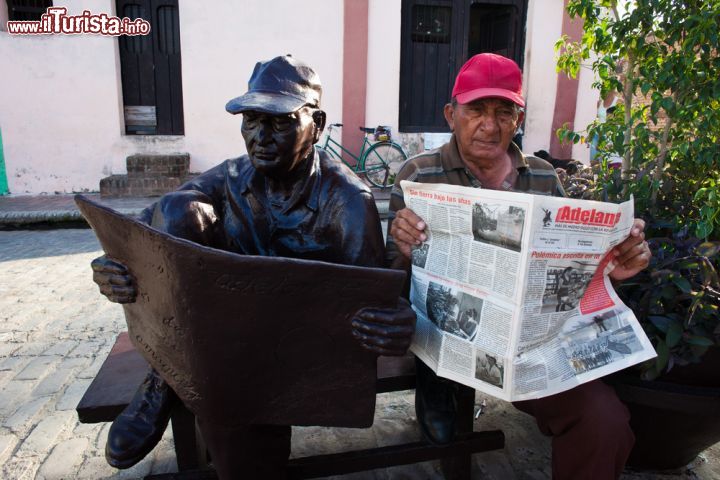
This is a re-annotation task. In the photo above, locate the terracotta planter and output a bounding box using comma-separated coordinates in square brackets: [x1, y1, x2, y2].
[607, 350, 720, 470]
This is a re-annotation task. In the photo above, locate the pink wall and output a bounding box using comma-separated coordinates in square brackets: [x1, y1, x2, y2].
[341, 0, 368, 166]
[549, 0, 583, 159]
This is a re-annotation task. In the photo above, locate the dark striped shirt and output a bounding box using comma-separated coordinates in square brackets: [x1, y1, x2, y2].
[385, 135, 565, 267]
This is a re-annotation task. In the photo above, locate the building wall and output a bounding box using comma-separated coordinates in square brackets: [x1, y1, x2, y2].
[177, 1, 344, 173]
[572, 57, 600, 163]
[365, 0, 402, 133]
[0, 0, 343, 194]
[365, 0, 598, 161]
[0, 0, 598, 194]
[0, 0, 122, 194]
[522, 0, 564, 158]
[524, 0, 598, 163]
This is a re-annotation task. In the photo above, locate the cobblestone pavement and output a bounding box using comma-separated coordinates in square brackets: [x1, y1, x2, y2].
[0, 195, 156, 227]
[1, 229, 718, 479]
[0, 191, 390, 228]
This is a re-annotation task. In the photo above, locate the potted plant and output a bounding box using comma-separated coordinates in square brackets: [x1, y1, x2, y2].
[555, 0, 720, 470]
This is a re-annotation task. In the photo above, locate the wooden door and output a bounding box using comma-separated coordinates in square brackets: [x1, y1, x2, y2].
[399, 0, 466, 132]
[468, 1, 526, 63]
[399, 0, 528, 133]
[117, 0, 184, 135]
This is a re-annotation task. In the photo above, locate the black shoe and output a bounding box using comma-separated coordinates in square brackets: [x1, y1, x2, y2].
[414, 357, 458, 445]
[106, 368, 177, 469]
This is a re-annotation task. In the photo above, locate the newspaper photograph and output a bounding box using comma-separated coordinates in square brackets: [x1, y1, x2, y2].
[402, 180, 656, 401]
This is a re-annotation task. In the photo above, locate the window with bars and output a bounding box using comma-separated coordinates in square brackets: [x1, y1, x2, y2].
[411, 5, 451, 43]
[6, 0, 52, 21]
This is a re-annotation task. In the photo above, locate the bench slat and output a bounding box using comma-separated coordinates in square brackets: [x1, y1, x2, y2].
[143, 431, 505, 480]
[77, 333, 417, 423]
[76, 332, 150, 423]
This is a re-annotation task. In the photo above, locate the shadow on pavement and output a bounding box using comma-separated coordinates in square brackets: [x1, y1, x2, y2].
[0, 229, 102, 262]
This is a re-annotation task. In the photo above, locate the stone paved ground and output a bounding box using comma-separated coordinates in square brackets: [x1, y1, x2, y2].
[1, 229, 718, 479]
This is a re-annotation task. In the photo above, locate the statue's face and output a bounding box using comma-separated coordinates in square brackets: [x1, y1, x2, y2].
[241, 106, 318, 178]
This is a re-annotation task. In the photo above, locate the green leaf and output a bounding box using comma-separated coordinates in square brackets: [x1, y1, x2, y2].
[666, 321, 684, 347]
[649, 315, 672, 332]
[695, 242, 720, 257]
[694, 187, 709, 200]
[695, 223, 713, 240]
[672, 276, 692, 293]
[690, 344, 710, 357]
[676, 259, 700, 270]
[661, 97, 675, 115]
[655, 339, 669, 372]
[686, 335, 715, 346]
[641, 364, 661, 381]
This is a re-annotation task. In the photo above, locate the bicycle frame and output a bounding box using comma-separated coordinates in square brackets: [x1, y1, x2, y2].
[320, 125, 373, 173]
[318, 123, 408, 189]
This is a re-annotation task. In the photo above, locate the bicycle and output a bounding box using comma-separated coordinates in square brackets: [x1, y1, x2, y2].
[318, 123, 408, 188]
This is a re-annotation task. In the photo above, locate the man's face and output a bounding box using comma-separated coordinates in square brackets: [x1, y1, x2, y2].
[444, 98, 523, 168]
[241, 106, 320, 178]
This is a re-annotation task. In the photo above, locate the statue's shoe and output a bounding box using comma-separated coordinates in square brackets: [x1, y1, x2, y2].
[105, 368, 176, 469]
[414, 357, 458, 445]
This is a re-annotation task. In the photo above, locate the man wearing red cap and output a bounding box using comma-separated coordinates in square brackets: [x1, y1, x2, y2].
[387, 53, 651, 479]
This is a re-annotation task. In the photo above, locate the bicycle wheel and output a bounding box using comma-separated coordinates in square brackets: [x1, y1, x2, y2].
[362, 142, 407, 188]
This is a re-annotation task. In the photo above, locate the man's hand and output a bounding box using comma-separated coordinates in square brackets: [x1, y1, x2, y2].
[91, 255, 137, 304]
[608, 218, 651, 282]
[390, 208, 427, 259]
[351, 297, 416, 356]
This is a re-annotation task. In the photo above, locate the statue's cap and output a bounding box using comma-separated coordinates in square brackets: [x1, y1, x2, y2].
[226, 55, 322, 115]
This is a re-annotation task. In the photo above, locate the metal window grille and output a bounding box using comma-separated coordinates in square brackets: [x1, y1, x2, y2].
[6, 0, 52, 22]
[411, 5, 451, 44]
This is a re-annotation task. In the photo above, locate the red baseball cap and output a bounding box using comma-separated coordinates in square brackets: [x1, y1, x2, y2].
[451, 53, 525, 108]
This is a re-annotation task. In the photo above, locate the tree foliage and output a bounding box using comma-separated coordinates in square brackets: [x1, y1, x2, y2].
[556, 0, 720, 240]
[556, 0, 720, 379]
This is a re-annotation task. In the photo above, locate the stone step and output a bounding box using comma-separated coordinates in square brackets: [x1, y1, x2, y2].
[100, 153, 195, 197]
[126, 153, 190, 178]
[100, 174, 197, 198]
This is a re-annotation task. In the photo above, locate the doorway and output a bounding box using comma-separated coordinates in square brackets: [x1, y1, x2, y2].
[117, 0, 184, 135]
[399, 0, 528, 132]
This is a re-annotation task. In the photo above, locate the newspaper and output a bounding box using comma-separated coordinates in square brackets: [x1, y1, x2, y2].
[402, 181, 656, 401]
[75, 195, 406, 427]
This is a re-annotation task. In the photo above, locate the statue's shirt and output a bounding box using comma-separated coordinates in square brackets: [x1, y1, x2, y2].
[174, 147, 385, 268]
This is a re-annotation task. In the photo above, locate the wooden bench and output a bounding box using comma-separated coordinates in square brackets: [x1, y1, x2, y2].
[77, 332, 504, 479]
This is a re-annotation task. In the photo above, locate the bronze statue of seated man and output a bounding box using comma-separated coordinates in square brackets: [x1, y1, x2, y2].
[91, 55, 415, 478]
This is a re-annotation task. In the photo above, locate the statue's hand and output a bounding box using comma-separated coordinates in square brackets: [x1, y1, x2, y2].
[351, 297, 416, 356]
[91, 255, 137, 304]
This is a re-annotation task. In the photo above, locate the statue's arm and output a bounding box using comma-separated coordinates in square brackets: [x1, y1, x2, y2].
[336, 190, 385, 268]
[340, 191, 416, 357]
[91, 162, 228, 303]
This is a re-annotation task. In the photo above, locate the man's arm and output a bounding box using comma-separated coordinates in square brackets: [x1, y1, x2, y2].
[385, 161, 428, 269]
[91, 162, 228, 303]
[388, 208, 427, 262]
[608, 218, 650, 281]
[334, 190, 386, 268]
[540, 159, 650, 281]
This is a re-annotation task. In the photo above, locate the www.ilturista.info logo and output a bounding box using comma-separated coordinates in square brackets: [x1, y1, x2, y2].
[7, 7, 150, 36]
